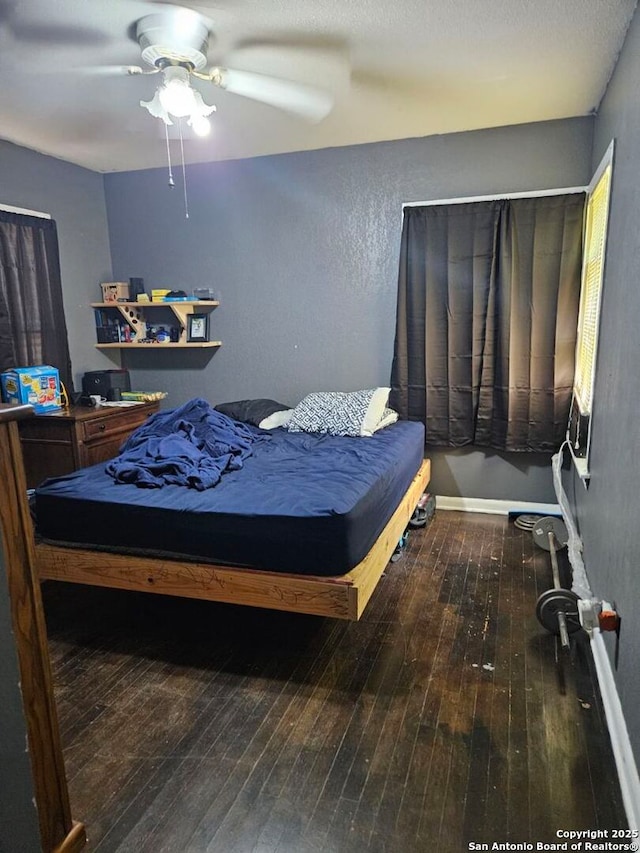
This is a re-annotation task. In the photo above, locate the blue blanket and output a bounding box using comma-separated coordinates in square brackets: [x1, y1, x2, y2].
[105, 397, 265, 489]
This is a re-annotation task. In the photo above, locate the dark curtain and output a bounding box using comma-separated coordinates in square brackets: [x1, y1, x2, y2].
[390, 193, 585, 452]
[0, 211, 72, 391]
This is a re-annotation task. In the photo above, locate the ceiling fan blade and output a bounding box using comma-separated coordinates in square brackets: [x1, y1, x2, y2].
[41, 65, 148, 78]
[86, 65, 148, 77]
[217, 68, 334, 122]
[227, 43, 351, 91]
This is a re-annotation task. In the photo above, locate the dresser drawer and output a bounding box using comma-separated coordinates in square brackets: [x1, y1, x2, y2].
[81, 407, 153, 443]
[19, 420, 72, 444]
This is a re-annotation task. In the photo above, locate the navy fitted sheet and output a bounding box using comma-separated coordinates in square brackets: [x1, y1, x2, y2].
[34, 421, 425, 576]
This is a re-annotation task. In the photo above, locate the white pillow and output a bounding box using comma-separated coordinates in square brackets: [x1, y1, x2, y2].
[372, 406, 399, 433]
[287, 388, 390, 437]
[259, 409, 294, 429]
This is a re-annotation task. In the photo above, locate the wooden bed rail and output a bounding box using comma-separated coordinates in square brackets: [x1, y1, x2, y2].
[0, 403, 86, 852]
[36, 459, 431, 621]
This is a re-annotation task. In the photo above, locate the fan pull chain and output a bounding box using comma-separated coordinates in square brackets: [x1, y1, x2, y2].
[164, 123, 175, 189]
[178, 119, 190, 220]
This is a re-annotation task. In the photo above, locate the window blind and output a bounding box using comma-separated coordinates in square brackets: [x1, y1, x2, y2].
[573, 163, 611, 415]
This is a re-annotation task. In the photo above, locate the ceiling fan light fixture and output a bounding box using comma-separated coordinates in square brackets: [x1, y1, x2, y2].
[158, 66, 197, 117]
[134, 10, 338, 142]
[141, 66, 216, 131]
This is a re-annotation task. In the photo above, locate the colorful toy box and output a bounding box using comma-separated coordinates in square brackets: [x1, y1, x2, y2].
[1, 365, 62, 413]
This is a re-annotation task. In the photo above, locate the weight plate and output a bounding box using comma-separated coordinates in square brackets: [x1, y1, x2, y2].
[535, 588, 581, 634]
[532, 516, 569, 550]
[513, 514, 543, 531]
[409, 507, 428, 528]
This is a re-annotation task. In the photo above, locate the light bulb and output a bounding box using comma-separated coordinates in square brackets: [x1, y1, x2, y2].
[189, 114, 211, 136]
[159, 77, 197, 117]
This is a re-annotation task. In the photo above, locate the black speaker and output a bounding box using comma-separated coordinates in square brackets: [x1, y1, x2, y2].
[82, 369, 131, 401]
[129, 277, 146, 300]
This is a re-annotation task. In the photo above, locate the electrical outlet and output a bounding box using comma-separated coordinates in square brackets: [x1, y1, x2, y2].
[598, 601, 620, 632]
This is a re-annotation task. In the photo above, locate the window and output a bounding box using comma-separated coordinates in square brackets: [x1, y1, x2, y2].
[568, 141, 614, 479]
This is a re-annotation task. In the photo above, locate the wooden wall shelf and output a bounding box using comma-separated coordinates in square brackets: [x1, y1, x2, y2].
[92, 300, 220, 349]
[95, 342, 222, 349]
[91, 300, 219, 311]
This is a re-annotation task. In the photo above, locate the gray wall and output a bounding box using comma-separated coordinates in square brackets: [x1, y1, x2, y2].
[0, 139, 113, 389]
[428, 447, 560, 504]
[105, 116, 594, 503]
[569, 3, 640, 769]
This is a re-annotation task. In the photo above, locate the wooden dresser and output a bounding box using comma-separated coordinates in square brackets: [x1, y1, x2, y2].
[18, 401, 160, 488]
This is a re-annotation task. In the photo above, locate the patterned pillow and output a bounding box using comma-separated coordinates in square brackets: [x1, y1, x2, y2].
[287, 388, 390, 437]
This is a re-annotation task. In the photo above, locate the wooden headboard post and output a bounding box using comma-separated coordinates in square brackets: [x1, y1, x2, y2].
[0, 403, 86, 853]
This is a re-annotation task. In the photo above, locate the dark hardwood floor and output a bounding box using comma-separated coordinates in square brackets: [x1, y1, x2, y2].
[42, 510, 626, 852]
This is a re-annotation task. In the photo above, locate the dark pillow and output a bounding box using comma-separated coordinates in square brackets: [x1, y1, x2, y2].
[214, 398, 289, 427]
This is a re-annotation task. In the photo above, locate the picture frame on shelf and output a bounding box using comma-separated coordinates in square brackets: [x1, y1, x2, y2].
[187, 313, 209, 343]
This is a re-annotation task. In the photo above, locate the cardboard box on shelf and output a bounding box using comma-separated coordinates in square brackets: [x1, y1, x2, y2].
[1, 365, 62, 413]
[101, 281, 130, 302]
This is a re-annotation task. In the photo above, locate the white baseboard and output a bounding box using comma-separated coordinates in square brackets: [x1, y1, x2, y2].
[591, 630, 640, 831]
[435, 496, 561, 516]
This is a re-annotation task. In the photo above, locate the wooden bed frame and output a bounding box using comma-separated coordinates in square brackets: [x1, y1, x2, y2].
[36, 459, 430, 621]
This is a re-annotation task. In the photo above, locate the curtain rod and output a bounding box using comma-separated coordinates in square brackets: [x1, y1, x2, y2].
[402, 186, 587, 209]
[0, 202, 51, 219]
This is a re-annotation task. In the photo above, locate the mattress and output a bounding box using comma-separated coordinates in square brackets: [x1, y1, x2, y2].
[34, 420, 425, 576]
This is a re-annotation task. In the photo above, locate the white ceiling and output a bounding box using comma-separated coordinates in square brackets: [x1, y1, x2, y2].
[0, 0, 636, 173]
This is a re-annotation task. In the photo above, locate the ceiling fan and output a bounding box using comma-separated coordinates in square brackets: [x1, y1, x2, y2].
[115, 8, 345, 137]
